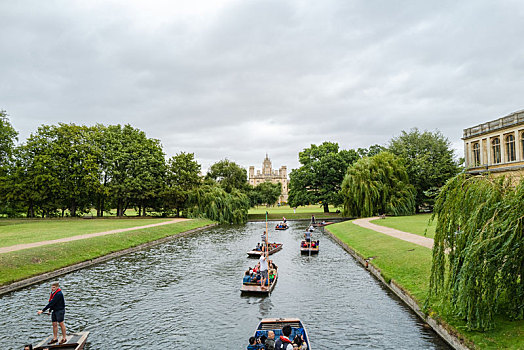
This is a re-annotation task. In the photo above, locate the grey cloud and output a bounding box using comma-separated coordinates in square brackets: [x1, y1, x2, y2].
[2, 0, 524, 172]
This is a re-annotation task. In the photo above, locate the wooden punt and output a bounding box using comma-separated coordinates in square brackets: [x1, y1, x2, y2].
[240, 268, 278, 295]
[275, 224, 289, 230]
[312, 221, 334, 227]
[247, 243, 283, 258]
[34, 332, 89, 350]
[300, 240, 319, 255]
[252, 318, 311, 349]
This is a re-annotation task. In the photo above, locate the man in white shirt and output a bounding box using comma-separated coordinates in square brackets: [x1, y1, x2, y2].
[259, 255, 269, 289]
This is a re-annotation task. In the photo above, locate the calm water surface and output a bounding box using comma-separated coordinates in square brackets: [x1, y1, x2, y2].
[0, 221, 450, 349]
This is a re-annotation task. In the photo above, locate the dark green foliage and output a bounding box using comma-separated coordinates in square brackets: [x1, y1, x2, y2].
[389, 128, 460, 211]
[429, 174, 524, 330]
[249, 181, 281, 207]
[206, 159, 248, 193]
[188, 184, 249, 224]
[288, 142, 359, 212]
[163, 152, 202, 217]
[357, 144, 386, 158]
[0, 111, 19, 216]
[341, 152, 415, 217]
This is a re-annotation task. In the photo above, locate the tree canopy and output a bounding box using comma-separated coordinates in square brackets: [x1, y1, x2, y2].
[248, 181, 281, 207]
[429, 174, 523, 330]
[388, 128, 460, 211]
[288, 142, 359, 212]
[164, 152, 202, 217]
[206, 159, 248, 193]
[341, 152, 415, 217]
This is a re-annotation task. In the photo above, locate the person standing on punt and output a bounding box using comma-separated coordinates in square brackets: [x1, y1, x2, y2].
[304, 230, 312, 246]
[259, 255, 269, 290]
[37, 282, 67, 345]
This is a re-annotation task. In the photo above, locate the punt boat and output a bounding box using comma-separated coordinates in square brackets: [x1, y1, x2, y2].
[251, 318, 311, 349]
[247, 243, 283, 258]
[275, 223, 289, 230]
[240, 267, 278, 295]
[300, 240, 319, 255]
[312, 221, 334, 227]
[33, 332, 89, 350]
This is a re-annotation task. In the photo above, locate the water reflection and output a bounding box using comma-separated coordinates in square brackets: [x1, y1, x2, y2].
[0, 221, 449, 349]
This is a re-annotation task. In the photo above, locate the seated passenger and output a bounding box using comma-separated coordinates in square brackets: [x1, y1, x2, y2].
[293, 335, 308, 349]
[265, 331, 276, 350]
[253, 262, 260, 273]
[247, 336, 258, 350]
[243, 270, 252, 283]
[255, 242, 262, 251]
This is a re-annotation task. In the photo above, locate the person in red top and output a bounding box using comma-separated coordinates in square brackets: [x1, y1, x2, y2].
[37, 282, 67, 345]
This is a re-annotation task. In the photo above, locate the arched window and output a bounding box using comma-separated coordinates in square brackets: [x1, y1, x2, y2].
[506, 134, 516, 162]
[492, 138, 501, 164]
[472, 142, 481, 166]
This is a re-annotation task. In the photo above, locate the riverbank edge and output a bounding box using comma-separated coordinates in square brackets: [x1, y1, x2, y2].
[324, 226, 470, 350]
[0, 223, 217, 296]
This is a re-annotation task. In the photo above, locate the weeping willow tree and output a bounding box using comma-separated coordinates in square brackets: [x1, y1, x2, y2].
[429, 173, 523, 330]
[188, 184, 249, 224]
[341, 152, 415, 217]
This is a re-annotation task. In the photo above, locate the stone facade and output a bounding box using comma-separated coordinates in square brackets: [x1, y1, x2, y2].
[249, 154, 289, 204]
[463, 110, 524, 180]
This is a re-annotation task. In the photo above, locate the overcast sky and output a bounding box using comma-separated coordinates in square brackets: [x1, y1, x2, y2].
[1, 0, 523, 172]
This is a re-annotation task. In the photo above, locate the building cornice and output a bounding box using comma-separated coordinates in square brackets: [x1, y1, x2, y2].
[463, 110, 524, 140]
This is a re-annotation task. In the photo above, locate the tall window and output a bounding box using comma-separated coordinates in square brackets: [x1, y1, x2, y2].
[506, 134, 516, 162]
[521, 132, 524, 160]
[492, 138, 501, 164]
[472, 142, 481, 166]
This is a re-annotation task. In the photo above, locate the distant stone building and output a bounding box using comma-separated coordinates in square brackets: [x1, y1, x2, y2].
[249, 154, 289, 204]
[463, 110, 524, 179]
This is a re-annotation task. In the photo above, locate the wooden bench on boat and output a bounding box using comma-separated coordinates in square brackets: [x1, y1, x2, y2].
[247, 243, 283, 258]
[300, 240, 319, 255]
[240, 268, 278, 295]
[251, 318, 311, 349]
[34, 332, 89, 350]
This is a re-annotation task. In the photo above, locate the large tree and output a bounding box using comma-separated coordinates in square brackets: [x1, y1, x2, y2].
[103, 125, 165, 216]
[388, 128, 460, 211]
[288, 142, 359, 212]
[429, 174, 523, 330]
[205, 159, 248, 193]
[249, 181, 281, 207]
[0, 111, 19, 215]
[188, 184, 249, 224]
[164, 152, 202, 217]
[341, 152, 415, 217]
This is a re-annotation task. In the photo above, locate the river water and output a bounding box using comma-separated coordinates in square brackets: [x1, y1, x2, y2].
[0, 221, 450, 349]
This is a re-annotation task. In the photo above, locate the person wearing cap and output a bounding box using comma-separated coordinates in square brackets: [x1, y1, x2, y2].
[259, 255, 269, 289]
[37, 282, 67, 345]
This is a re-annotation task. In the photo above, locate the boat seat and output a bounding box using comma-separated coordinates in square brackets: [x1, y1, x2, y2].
[256, 327, 305, 340]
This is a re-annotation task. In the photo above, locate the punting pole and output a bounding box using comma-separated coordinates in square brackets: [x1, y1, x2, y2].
[265, 211, 270, 292]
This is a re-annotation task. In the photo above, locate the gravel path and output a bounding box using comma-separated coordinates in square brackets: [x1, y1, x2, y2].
[0, 218, 189, 254]
[352, 217, 434, 249]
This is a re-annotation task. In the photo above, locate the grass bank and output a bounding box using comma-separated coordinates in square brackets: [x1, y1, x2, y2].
[327, 220, 523, 349]
[0, 217, 175, 248]
[248, 204, 344, 220]
[0, 218, 213, 286]
[371, 213, 436, 239]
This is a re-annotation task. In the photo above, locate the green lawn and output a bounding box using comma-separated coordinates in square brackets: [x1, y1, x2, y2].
[370, 213, 436, 239]
[327, 220, 523, 349]
[0, 218, 213, 285]
[0, 217, 175, 248]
